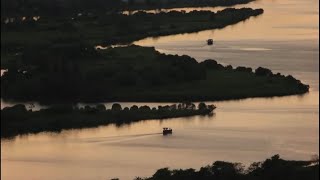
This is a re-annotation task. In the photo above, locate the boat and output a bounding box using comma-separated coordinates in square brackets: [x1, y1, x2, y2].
[207, 39, 213, 45]
[163, 127, 172, 135]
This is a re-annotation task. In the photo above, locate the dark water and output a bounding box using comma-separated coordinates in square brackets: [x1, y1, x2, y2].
[1, 0, 319, 180]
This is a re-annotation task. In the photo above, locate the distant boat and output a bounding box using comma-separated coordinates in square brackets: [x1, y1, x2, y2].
[207, 39, 213, 45]
[163, 127, 172, 135]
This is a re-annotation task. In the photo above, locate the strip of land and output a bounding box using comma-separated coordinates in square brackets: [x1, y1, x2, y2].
[1, 102, 215, 138]
[1, 45, 309, 103]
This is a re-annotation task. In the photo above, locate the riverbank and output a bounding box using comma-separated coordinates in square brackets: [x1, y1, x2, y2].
[134, 155, 319, 180]
[1, 102, 215, 138]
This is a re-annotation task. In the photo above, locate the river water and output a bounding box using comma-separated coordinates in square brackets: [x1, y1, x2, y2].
[1, 0, 319, 180]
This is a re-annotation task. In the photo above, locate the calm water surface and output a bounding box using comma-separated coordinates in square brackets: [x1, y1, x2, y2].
[1, 0, 319, 179]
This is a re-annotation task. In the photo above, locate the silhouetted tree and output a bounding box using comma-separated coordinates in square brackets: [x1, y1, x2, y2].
[111, 103, 122, 111]
[130, 105, 139, 111]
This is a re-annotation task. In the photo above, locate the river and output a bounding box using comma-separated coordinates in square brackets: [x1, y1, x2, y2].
[1, 0, 319, 179]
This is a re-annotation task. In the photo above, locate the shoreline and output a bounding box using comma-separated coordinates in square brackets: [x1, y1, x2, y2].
[0, 90, 310, 105]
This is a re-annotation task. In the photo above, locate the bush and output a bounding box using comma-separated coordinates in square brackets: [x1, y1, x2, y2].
[235, 66, 252, 73]
[198, 102, 207, 111]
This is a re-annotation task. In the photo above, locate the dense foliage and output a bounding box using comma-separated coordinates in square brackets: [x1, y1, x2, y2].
[1, 102, 215, 138]
[1, 45, 309, 103]
[134, 155, 319, 180]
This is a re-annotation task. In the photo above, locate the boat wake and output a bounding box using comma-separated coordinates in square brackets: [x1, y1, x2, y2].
[76, 133, 163, 144]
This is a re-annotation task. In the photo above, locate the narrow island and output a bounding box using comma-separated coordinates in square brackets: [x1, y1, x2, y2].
[131, 155, 319, 180]
[1, 102, 215, 138]
[1, 45, 309, 103]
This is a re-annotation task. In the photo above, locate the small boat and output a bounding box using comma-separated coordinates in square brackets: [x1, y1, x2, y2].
[163, 127, 172, 135]
[207, 39, 213, 45]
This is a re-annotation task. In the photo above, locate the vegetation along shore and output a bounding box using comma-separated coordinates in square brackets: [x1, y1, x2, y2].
[1, 102, 215, 138]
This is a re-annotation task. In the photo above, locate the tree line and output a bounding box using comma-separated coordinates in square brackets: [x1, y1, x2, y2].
[1, 102, 216, 138]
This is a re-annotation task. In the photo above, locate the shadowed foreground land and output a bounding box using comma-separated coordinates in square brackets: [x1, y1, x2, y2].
[1, 45, 309, 103]
[132, 155, 319, 180]
[1, 102, 215, 138]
